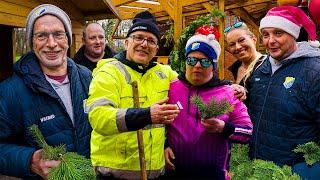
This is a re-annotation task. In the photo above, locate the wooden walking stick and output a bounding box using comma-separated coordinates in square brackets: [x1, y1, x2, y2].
[131, 81, 147, 180]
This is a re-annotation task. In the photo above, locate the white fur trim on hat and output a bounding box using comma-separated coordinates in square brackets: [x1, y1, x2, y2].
[185, 34, 221, 59]
[259, 16, 300, 39]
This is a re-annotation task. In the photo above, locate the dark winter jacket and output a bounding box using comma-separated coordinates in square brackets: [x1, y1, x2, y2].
[0, 52, 92, 178]
[248, 42, 320, 166]
[73, 44, 116, 71]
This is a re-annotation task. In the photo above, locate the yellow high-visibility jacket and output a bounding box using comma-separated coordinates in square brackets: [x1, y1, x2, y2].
[86, 56, 177, 179]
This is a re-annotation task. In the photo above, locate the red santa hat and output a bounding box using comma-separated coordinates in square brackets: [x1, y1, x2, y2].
[259, 6, 317, 40]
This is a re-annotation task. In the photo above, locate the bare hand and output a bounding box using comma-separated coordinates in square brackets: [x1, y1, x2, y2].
[150, 98, 180, 124]
[201, 117, 225, 133]
[31, 149, 60, 179]
[231, 84, 247, 101]
[164, 147, 175, 170]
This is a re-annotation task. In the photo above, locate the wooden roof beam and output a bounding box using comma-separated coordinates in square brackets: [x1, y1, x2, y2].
[112, 0, 137, 7]
[182, 0, 211, 7]
[225, 0, 271, 10]
[231, 7, 259, 29]
[158, 0, 174, 19]
[102, 0, 121, 19]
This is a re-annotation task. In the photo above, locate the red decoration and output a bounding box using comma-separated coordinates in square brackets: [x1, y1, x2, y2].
[195, 25, 221, 40]
[309, 0, 320, 25]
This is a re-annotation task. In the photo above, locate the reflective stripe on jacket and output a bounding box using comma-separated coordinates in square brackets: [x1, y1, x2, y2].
[86, 57, 177, 179]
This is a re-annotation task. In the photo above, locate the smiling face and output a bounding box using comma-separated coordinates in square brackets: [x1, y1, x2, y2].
[32, 15, 68, 75]
[185, 51, 213, 86]
[226, 28, 257, 64]
[83, 23, 105, 59]
[261, 27, 297, 61]
[125, 31, 158, 66]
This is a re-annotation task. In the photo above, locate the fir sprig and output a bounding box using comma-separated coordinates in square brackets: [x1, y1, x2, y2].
[190, 95, 233, 119]
[230, 144, 300, 180]
[29, 125, 66, 160]
[293, 141, 320, 165]
[29, 125, 96, 180]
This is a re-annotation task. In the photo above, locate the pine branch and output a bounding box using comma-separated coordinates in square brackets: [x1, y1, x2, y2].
[29, 124, 49, 148]
[230, 144, 300, 180]
[29, 125, 65, 160]
[190, 95, 234, 119]
[29, 125, 96, 179]
[294, 141, 320, 165]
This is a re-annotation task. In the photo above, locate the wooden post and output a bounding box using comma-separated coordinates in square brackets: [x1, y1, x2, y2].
[131, 81, 147, 180]
[218, 0, 225, 79]
[173, 0, 182, 41]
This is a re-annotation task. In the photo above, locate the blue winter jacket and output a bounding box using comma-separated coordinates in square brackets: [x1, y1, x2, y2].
[0, 52, 92, 178]
[248, 42, 320, 166]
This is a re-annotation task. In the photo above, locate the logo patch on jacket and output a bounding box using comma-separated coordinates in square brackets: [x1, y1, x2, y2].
[155, 71, 167, 79]
[40, 114, 55, 122]
[283, 77, 295, 89]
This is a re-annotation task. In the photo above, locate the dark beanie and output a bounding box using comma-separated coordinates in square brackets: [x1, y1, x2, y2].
[126, 11, 160, 41]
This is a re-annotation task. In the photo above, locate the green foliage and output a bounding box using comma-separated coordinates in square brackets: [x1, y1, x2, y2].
[164, 21, 174, 48]
[294, 141, 320, 165]
[190, 95, 233, 119]
[29, 125, 96, 180]
[49, 152, 96, 180]
[29, 125, 66, 160]
[230, 144, 300, 180]
[169, 8, 225, 73]
[101, 19, 117, 43]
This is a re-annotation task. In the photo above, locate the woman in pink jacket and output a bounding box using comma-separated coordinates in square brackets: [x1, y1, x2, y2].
[164, 26, 253, 180]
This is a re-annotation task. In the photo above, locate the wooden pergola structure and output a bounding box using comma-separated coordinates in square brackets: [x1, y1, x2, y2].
[0, 0, 120, 81]
[111, 0, 277, 79]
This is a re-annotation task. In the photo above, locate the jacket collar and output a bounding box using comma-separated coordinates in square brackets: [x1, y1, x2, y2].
[114, 51, 157, 74]
[178, 73, 230, 88]
[14, 52, 75, 97]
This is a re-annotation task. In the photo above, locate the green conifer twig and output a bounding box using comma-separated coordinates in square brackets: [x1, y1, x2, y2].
[191, 95, 234, 119]
[29, 124, 96, 179]
[294, 141, 320, 165]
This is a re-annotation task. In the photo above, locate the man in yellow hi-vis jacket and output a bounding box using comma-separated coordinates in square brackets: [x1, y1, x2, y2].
[85, 11, 180, 179]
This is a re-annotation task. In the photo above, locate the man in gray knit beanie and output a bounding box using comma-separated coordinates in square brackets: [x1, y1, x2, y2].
[26, 4, 72, 48]
[0, 4, 92, 179]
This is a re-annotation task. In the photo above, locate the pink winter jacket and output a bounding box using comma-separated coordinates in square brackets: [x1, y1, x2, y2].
[166, 77, 252, 179]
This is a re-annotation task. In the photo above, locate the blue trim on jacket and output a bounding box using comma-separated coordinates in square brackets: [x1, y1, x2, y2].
[0, 52, 92, 178]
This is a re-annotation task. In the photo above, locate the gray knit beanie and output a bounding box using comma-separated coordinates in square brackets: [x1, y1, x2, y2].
[26, 4, 72, 48]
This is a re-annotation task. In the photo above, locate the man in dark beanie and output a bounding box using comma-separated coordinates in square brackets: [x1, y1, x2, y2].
[0, 4, 92, 179]
[85, 11, 180, 179]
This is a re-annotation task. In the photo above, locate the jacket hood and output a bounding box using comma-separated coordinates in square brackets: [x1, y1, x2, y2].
[285, 41, 320, 60]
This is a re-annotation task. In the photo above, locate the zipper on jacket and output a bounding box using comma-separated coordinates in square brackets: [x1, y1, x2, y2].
[73, 128, 78, 151]
[254, 77, 273, 158]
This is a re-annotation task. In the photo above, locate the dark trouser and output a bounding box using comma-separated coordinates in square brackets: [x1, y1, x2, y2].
[159, 168, 226, 180]
[96, 175, 121, 180]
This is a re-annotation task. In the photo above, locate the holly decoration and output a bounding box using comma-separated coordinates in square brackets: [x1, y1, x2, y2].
[168, 8, 224, 73]
[29, 125, 96, 180]
[191, 95, 233, 119]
